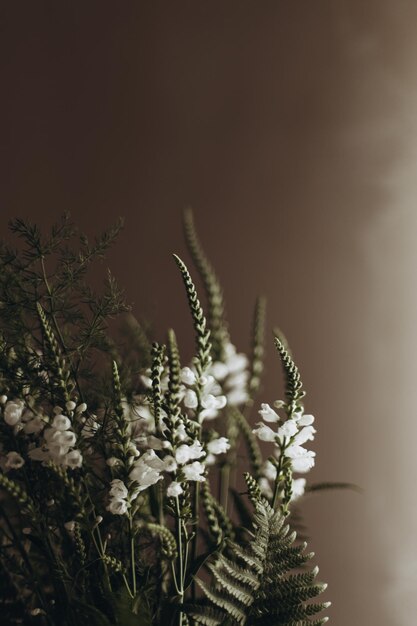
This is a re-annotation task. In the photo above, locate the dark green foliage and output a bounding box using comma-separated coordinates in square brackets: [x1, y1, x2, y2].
[0, 214, 132, 407]
[187, 493, 329, 626]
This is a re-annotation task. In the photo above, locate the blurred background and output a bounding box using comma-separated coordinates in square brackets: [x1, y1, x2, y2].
[2, 1, 417, 623]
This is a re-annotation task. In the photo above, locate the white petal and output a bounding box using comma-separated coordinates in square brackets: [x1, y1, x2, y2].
[252, 422, 277, 442]
[167, 481, 183, 497]
[258, 403, 280, 423]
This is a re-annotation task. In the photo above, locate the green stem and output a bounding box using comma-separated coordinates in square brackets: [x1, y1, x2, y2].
[174, 497, 184, 625]
[128, 515, 137, 596]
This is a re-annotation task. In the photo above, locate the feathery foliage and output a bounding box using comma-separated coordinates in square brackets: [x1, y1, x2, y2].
[188, 480, 329, 626]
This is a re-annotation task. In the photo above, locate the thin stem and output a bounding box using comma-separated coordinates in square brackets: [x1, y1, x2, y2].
[174, 497, 185, 625]
[128, 515, 137, 596]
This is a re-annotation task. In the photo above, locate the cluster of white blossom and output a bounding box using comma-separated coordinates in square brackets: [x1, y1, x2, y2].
[1, 397, 44, 435]
[106, 409, 231, 514]
[29, 401, 84, 468]
[210, 342, 249, 406]
[0, 396, 84, 469]
[253, 401, 316, 500]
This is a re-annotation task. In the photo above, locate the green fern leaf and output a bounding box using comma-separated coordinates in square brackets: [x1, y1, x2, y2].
[188, 495, 329, 626]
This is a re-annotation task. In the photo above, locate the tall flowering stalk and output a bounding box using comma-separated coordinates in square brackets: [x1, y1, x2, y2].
[0, 214, 334, 626]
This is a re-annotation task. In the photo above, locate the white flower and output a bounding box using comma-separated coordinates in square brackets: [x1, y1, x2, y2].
[64, 521, 76, 533]
[181, 367, 196, 386]
[295, 413, 315, 426]
[293, 425, 316, 446]
[52, 415, 71, 431]
[141, 450, 166, 471]
[210, 362, 229, 381]
[106, 456, 120, 467]
[175, 423, 188, 441]
[0, 395, 7, 404]
[175, 441, 205, 465]
[57, 431, 77, 446]
[183, 390, 198, 409]
[129, 460, 163, 491]
[65, 449, 83, 468]
[201, 394, 227, 411]
[167, 481, 183, 497]
[3, 400, 24, 426]
[252, 422, 277, 442]
[259, 477, 273, 498]
[263, 459, 277, 481]
[291, 478, 307, 501]
[76, 402, 87, 413]
[107, 498, 129, 515]
[182, 461, 205, 482]
[259, 403, 280, 423]
[226, 388, 248, 405]
[5, 451, 24, 469]
[23, 415, 44, 434]
[65, 401, 76, 412]
[207, 437, 230, 455]
[109, 479, 129, 499]
[162, 455, 177, 472]
[277, 420, 298, 440]
[285, 446, 316, 473]
[227, 352, 249, 374]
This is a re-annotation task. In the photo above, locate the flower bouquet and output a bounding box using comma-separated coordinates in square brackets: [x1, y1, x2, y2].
[0, 211, 331, 625]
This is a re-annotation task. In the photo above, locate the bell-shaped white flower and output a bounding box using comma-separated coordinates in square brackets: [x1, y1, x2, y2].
[291, 477, 307, 501]
[65, 449, 83, 468]
[252, 422, 277, 442]
[277, 420, 298, 440]
[183, 390, 198, 409]
[3, 400, 24, 426]
[182, 461, 205, 482]
[181, 367, 197, 386]
[167, 481, 183, 497]
[293, 425, 316, 446]
[109, 479, 129, 499]
[52, 415, 71, 431]
[107, 498, 129, 515]
[259, 403, 280, 423]
[295, 413, 315, 426]
[175, 441, 205, 465]
[5, 451, 24, 470]
[207, 437, 230, 455]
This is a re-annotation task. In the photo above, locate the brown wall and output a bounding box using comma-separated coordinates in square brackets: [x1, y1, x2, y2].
[2, 2, 417, 623]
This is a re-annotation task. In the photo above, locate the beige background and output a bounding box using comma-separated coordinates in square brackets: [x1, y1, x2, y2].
[2, 2, 417, 623]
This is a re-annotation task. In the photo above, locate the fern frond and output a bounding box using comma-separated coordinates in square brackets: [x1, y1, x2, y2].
[190, 497, 329, 626]
[182, 208, 229, 359]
